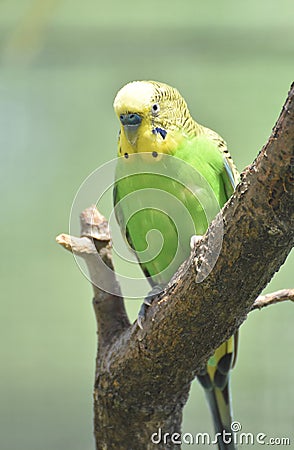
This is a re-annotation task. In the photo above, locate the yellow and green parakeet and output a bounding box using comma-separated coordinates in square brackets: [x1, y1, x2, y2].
[113, 80, 239, 450]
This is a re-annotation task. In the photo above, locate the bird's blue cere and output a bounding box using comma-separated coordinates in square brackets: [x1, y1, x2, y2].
[120, 113, 142, 126]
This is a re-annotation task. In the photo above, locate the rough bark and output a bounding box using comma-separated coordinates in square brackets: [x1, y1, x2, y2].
[57, 83, 294, 450]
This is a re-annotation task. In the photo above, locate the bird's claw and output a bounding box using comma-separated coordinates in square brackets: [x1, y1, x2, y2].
[190, 234, 202, 250]
[137, 284, 165, 329]
[137, 301, 149, 329]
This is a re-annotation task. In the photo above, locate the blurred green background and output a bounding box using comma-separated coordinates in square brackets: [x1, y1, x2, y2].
[0, 1, 293, 449]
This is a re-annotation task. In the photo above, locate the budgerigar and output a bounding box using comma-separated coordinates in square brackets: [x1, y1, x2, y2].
[113, 80, 239, 450]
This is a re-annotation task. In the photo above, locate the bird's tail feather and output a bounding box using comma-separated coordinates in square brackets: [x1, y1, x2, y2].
[197, 336, 237, 450]
[204, 383, 236, 450]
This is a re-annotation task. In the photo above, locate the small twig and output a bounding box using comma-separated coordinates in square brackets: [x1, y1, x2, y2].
[56, 205, 130, 346]
[56, 205, 111, 257]
[251, 289, 294, 310]
[56, 233, 97, 255]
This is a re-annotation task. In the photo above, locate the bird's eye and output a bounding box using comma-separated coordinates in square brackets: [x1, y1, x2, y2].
[151, 103, 160, 114]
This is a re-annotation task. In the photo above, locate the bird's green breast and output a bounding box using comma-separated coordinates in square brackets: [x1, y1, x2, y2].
[114, 136, 232, 285]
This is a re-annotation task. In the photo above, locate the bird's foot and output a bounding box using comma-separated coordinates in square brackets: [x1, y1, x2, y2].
[137, 284, 165, 329]
[190, 234, 202, 250]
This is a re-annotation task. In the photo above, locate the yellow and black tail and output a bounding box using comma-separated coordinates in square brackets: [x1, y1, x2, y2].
[197, 335, 238, 450]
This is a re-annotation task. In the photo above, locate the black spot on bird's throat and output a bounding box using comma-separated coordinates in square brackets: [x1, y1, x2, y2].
[124, 152, 129, 159]
[152, 151, 158, 158]
[152, 127, 167, 140]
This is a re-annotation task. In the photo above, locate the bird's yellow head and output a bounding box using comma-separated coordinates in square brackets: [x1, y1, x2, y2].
[113, 80, 196, 157]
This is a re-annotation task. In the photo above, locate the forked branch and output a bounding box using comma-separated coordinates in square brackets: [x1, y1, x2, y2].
[57, 83, 294, 450]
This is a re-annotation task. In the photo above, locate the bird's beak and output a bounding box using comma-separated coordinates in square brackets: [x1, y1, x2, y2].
[123, 125, 140, 145]
[119, 113, 142, 146]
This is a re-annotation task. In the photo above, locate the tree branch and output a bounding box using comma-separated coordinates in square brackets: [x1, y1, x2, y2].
[252, 289, 294, 310]
[57, 83, 294, 449]
[57, 206, 130, 350]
